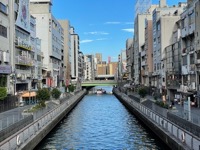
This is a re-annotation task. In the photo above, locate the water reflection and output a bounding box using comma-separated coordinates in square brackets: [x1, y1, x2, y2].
[35, 93, 167, 150]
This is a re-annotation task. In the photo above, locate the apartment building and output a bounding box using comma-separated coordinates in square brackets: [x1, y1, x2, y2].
[97, 63, 107, 75]
[84, 55, 95, 81]
[134, 12, 152, 85]
[0, 0, 13, 94]
[152, 1, 186, 95]
[141, 18, 153, 87]
[58, 20, 71, 87]
[95, 53, 102, 63]
[15, 0, 35, 92]
[107, 62, 118, 76]
[126, 38, 134, 81]
[30, 0, 63, 88]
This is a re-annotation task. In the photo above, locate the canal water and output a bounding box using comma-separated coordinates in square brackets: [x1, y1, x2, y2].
[35, 87, 167, 150]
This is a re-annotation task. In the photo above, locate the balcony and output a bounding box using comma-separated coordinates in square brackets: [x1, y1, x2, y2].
[141, 51, 146, 57]
[181, 27, 188, 38]
[189, 23, 195, 35]
[141, 60, 146, 66]
[167, 80, 181, 89]
[15, 56, 33, 66]
[16, 38, 32, 51]
[15, 69, 31, 75]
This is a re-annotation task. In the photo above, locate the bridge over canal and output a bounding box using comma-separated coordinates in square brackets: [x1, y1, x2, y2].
[81, 80, 117, 87]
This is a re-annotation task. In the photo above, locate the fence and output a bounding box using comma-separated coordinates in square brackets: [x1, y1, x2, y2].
[114, 89, 200, 150]
[0, 91, 85, 150]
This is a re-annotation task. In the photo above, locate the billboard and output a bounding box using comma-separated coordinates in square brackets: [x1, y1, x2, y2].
[15, 0, 30, 32]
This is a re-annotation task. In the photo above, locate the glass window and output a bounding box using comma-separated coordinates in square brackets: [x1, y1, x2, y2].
[0, 2, 7, 14]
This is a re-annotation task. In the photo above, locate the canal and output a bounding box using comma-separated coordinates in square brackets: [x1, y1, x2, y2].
[35, 88, 167, 149]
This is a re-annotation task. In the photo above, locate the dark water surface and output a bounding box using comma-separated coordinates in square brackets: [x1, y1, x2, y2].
[35, 94, 168, 150]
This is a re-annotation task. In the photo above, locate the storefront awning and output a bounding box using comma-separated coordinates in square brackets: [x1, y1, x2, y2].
[22, 92, 36, 97]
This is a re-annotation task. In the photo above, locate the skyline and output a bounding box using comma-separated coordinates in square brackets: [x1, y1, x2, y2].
[52, 0, 186, 61]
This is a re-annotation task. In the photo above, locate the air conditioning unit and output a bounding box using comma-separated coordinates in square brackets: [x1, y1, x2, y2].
[17, 74, 21, 78]
[191, 82, 196, 90]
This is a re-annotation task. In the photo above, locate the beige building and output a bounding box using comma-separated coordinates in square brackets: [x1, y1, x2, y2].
[97, 63, 107, 75]
[108, 62, 118, 75]
[134, 6, 156, 85]
[141, 18, 153, 87]
[95, 53, 102, 63]
[58, 20, 71, 86]
[126, 39, 134, 81]
[152, 1, 186, 96]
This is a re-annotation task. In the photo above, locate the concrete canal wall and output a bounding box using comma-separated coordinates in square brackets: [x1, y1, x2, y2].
[113, 88, 200, 150]
[0, 90, 86, 150]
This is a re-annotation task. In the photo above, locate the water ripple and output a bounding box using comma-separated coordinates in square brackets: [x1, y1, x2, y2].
[35, 94, 167, 150]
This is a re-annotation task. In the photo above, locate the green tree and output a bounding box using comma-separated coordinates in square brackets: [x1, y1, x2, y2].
[0, 87, 7, 100]
[36, 88, 50, 106]
[68, 84, 75, 92]
[51, 88, 61, 99]
[138, 87, 147, 98]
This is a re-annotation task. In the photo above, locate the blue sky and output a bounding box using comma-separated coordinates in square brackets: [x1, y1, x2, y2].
[52, 0, 186, 62]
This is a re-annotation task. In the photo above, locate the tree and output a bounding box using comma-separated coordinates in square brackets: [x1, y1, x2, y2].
[51, 88, 61, 99]
[0, 87, 7, 100]
[138, 87, 147, 98]
[36, 88, 50, 106]
[68, 84, 75, 92]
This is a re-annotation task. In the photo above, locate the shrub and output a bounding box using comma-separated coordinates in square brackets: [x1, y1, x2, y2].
[155, 100, 169, 109]
[36, 88, 50, 105]
[138, 87, 147, 98]
[68, 84, 75, 92]
[0, 87, 7, 100]
[51, 88, 61, 99]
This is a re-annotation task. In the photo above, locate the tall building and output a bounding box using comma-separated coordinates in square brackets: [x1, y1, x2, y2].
[133, 11, 152, 85]
[70, 26, 80, 83]
[108, 62, 118, 75]
[0, 0, 13, 94]
[97, 63, 107, 75]
[30, 0, 64, 88]
[126, 39, 134, 81]
[84, 55, 95, 80]
[95, 53, 102, 63]
[58, 20, 71, 86]
[15, 0, 35, 92]
[152, 1, 186, 95]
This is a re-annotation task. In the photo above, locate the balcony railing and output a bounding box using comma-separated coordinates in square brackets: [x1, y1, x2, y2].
[15, 56, 33, 66]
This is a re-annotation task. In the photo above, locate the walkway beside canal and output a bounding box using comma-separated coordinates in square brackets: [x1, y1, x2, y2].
[114, 88, 200, 150]
[0, 90, 86, 150]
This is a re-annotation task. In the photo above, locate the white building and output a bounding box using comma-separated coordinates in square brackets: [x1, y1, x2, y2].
[30, 0, 63, 88]
[84, 55, 95, 81]
[126, 38, 134, 81]
[70, 26, 79, 82]
[0, 0, 13, 94]
[152, 1, 186, 95]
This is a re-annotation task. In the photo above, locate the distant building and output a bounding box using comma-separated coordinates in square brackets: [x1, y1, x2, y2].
[95, 53, 102, 63]
[108, 62, 118, 75]
[97, 63, 107, 75]
[84, 55, 95, 80]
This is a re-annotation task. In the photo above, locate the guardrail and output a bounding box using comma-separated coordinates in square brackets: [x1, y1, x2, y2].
[116, 91, 200, 150]
[0, 91, 85, 150]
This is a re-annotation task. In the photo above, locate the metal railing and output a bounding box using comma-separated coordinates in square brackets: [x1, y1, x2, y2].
[0, 91, 85, 150]
[0, 114, 28, 131]
[115, 90, 200, 150]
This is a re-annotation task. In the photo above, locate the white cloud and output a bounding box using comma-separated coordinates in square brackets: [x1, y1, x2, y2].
[122, 28, 134, 33]
[105, 21, 121, 24]
[96, 38, 108, 41]
[84, 31, 109, 35]
[80, 39, 94, 44]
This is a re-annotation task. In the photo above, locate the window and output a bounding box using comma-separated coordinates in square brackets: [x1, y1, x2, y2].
[190, 53, 195, 64]
[182, 55, 187, 65]
[0, 24, 7, 38]
[0, 2, 7, 15]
